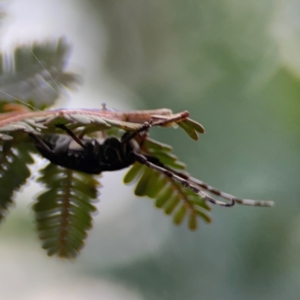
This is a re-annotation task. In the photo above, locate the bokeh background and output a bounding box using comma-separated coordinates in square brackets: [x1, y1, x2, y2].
[1, 0, 300, 299]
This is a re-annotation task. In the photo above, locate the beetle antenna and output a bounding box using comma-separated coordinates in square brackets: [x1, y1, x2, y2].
[133, 151, 235, 207]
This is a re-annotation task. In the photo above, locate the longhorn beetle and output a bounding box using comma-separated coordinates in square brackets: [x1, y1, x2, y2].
[29, 115, 273, 208]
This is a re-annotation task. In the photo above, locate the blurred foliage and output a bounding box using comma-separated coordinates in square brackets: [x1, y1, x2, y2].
[0, 38, 80, 110]
[0, 134, 34, 222]
[0, 39, 79, 226]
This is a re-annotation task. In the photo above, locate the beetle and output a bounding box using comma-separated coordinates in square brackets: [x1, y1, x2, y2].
[30, 130, 137, 174]
[29, 122, 239, 207]
[29, 116, 273, 209]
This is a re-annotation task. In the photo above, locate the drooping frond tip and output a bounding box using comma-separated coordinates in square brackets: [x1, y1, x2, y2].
[33, 163, 100, 258]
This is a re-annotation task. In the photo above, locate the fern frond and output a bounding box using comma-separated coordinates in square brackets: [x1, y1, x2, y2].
[124, 137, 212, 230]
[143, 138, 186, 170]
[33, 163, 99, 258]
[0, 38, 81, 110]
[0, 108, 204, 142]
[0, 137, 34, 222]
[124, 162, 211, 230]
[178, 117, 205, 140]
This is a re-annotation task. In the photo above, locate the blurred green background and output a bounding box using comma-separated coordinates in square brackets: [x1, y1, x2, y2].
[1, 0, 300, 299]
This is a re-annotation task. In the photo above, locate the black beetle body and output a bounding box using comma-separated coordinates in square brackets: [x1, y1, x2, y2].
[32, 133, 137, 174]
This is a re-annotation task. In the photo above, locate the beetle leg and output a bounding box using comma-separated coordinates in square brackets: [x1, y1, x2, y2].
[55, 124, 87, 149]
[29, 133, 54, 154]
[122, 111, 190, 144]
